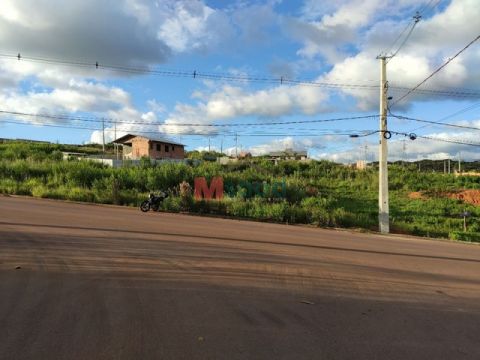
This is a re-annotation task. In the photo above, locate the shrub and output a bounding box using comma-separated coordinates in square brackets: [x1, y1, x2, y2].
[449, 231, 480, 243]
[179, 181, 193, 211]
[162, 196, 182, 212]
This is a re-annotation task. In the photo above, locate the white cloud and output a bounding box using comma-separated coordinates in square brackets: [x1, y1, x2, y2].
[231, 136, 328, 157]
[159, 84, 330, 135]
[0, 80, 129, 116]
[157, 1, 217, 52]
[316, 125, 480, 163]
[0, 0, 289, 142]
[89, 107, 164, 144]
[204, 85, 329, 117]
[288, 0, 432, 63]
[195, 145, 219, 152]
[316, 0, 480, 110]
[231, 2, 281, 45]
[0, 72, 169, 145]
[0, 0, 173, 68]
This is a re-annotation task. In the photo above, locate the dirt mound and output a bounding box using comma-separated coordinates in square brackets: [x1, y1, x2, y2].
[447, 190, 480, 206]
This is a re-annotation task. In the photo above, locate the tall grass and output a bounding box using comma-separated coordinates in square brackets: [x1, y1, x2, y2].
[1, 141, 479, 238]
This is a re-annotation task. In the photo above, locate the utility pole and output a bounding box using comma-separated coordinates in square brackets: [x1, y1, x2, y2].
[220, 137, 224, 155]
[378, 56, 389, 233]
[448, 159, 451, 174]
[444, 160, 446, 174]
[102, 118, 105, 159]
[235, 133, 238, 158]
[208, 137, 211, 152]
[458, 152, 461, 173]
[114, 120, 118, 160]
[364, 143, 368, 167]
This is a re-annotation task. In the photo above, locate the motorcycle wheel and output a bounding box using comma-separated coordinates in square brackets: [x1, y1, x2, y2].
[140, 201, 150, 212]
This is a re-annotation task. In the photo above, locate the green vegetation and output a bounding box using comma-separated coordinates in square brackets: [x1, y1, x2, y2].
[449, 231, 480, 243]
[1, 141, 479, 240]
[186, 150, 224, 161]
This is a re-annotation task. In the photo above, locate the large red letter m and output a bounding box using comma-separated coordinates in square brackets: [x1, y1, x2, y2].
[194, 177, 224, 200]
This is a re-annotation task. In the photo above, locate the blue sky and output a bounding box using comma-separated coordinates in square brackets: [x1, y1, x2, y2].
[0, 0, 479, 162]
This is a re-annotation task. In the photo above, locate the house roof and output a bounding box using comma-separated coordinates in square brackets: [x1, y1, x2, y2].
[113, 134, 184, 146]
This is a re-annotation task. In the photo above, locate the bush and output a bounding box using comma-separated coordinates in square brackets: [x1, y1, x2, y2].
[301, 197, 331, 226]
[179, 181, 193, 211]
[449, 231, 480, 243]
[331, 208, 355, 227]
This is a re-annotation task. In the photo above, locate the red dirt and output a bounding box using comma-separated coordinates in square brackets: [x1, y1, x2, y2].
[408, 189, 480, 206]
[408, 191, 424, 200]
[447, 189, 480, 206]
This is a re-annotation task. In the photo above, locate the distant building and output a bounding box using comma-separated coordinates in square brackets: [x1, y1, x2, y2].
[113, 134, 185, 160]
[62, 152, 88, 161]
[356, 160, 367, 170]
[238, 151, 252, 159]
[267, 148, 308, 163]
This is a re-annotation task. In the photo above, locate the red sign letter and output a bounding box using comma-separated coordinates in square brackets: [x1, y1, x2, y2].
[194, 177, 224, 200]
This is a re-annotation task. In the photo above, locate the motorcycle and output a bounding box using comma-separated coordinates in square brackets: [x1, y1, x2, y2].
[140, 191, 168, 212]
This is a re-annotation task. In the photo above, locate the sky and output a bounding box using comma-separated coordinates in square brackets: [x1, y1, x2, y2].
[0, 0, 479, 162]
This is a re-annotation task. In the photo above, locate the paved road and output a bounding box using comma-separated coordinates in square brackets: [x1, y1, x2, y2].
[1, 196, 480, 359]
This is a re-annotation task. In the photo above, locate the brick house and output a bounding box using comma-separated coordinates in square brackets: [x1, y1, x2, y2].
[113, 134, 185, 160]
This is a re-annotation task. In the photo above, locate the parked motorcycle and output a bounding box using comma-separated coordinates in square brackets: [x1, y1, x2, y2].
[140, 191, 168, 212]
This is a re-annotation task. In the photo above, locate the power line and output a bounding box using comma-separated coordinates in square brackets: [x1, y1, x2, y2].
[417, 0, 442, 18]
[388, 86, 480, 99]
[0, 118, 376, 138]
[350, 128, 480, 147]
[391, 34, 480, 106]
[383, 0, 442, 62]
[384, 22, 413, 57]
[0, 52, 379, 91]
[390, 113, 480, 131]
[407, 101, 480, 132]
[416, 134, 480, 147]
[386, 11, 421, 62]
[5, 115, 480, 146]
[2, 52, 479, 99]
[0, 109, 379, 127]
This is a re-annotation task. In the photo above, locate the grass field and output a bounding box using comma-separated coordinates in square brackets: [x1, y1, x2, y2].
[1, 140, 479, 241]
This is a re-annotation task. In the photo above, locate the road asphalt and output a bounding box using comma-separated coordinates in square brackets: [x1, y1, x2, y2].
[1, 196, 479, 359]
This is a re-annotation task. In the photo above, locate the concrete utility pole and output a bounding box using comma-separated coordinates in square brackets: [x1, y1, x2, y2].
[364, 143, 368, 167]
[448, 159, 451, 174]
[235, 133, 238, 158]
[378, 56, 389, 233]
[102, 118, 105, 159]
[114, 120, 118, 160]
[458, 152, 461, 173]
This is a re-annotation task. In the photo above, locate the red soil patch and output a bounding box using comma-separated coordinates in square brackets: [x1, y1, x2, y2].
[447, 190, 480, 206]
[408, 192, 424, 200]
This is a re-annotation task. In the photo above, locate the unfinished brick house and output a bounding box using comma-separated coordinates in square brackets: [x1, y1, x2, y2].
[113, 134, 185, 160]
